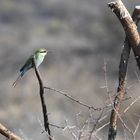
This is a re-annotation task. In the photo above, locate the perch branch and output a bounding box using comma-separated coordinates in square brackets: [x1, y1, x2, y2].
[32, 56, 52, 140]
[108, 2, 140, 140]
[0, 123, 22, 140]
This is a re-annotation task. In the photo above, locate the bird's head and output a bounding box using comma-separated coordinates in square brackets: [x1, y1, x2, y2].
[35, 48, 47, 57]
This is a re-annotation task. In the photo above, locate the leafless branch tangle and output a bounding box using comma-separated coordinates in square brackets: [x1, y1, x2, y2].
[43, 59, 139, 140]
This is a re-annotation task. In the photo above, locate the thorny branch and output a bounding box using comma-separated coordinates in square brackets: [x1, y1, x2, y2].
[44, 86, 111, 111]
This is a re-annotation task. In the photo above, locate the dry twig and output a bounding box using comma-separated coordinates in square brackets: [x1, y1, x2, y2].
[44, 86, 106, 111]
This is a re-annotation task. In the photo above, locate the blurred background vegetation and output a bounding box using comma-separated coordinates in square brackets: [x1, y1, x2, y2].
[0, 0, 140, 139]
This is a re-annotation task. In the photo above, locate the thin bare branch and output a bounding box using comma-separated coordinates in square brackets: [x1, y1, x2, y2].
[108, 93, 133, 134]
[123, 95, 140, 113]
[133, 118, 140, 136]
[65, 120, 78, 140]
[44, 86, 107, 111]
[88, 109, 105, 140]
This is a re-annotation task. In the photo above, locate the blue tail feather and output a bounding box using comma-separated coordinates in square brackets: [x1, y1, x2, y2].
[20, 63, 33, 76]
[13, 63, 33, 87]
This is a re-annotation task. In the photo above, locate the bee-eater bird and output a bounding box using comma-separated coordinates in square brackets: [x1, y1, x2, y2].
[12, 48, 47, 87]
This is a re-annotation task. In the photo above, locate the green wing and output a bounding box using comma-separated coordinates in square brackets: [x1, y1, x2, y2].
[20, 55, 33, 76]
